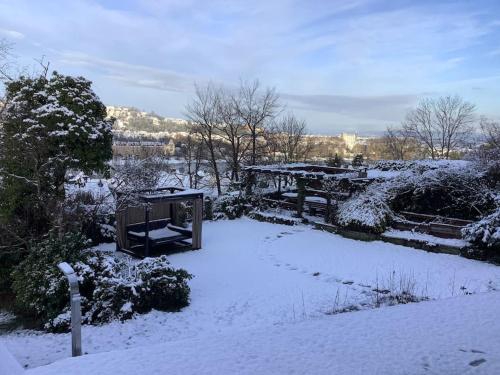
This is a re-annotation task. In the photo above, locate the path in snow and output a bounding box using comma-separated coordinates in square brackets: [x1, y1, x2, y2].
[2, 218, 500, 368]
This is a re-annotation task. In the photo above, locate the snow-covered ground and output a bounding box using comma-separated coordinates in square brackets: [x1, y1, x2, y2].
[2, 218, 500, 372]
[28, 291, 500, 375]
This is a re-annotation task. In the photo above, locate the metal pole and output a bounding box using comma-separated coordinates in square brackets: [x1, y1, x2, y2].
[58, 262, 82, 357]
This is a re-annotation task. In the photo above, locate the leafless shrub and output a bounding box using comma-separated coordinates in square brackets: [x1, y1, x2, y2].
[326, 271, 428, 316]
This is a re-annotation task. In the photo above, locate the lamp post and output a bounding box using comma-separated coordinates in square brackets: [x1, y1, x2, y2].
[58, 262, 82, 357]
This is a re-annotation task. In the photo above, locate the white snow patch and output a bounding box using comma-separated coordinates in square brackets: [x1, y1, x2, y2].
[383, 229, 470, 248]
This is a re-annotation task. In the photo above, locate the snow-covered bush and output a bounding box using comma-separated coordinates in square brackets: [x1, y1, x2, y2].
[336, 185, 393, 234]
[135, 257, 192, 311]
[336, 163, 494, 233]
[462, 209, 500, 259]
[373, 159, 464, 171]
[390, 166, 494, 220]
[72, 255, 191, 330]
[213, 192, 257, 220]
[12, 232, 192, 332]
[11, 232, 92, 326]
[64, 190, 115, 244]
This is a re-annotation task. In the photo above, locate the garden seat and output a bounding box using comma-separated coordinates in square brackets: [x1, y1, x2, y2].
[126, 219, 192, 254]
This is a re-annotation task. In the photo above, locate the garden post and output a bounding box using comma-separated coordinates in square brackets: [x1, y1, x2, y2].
[296, 177, 305, 218]
[57, 262, 82, 357]
[192, 196, 203, 249]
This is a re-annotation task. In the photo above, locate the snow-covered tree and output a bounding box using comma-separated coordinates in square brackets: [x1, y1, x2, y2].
[0, 71, 113, 237]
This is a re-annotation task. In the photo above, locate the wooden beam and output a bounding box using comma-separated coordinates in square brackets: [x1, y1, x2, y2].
[144, 206, 150, 257]
[192, 197, 203, 250]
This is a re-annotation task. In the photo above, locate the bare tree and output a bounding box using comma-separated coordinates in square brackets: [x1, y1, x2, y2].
[402, 98, 436, 159]
[110, 155, 173, 211]
[0, 38, 13, 82]
[403, 95, 475, 159]
[0, 39, 13, 122]
[383, 126, 415, 160]
[271, 113, 309, 163]
[434, 96, 475, 159]
[263, 124, 281, 163]
[480, 117, 500, 149]
[182, 130, 205, 189]
[216, 90, 249, 181]
[185, 83, 223, 195]
[476, 116, 500, 163]
[234, 79, 279, 165]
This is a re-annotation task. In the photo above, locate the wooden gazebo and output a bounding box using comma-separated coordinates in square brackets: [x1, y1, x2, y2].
[115, 187, 203, 258]
[243, 164, 369, 221]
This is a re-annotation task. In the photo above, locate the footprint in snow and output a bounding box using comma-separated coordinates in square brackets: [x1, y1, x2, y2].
[358, 283, 372, 288]
[469, 358, 486, 367]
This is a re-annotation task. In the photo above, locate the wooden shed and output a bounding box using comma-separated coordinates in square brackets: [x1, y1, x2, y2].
[115, 187, 203, 257]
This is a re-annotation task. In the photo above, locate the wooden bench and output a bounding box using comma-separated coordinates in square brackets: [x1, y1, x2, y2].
[126, 219, 192, 256]
[392, 212, 473, 239]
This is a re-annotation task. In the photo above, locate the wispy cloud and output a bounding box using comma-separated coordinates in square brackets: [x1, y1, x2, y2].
[58, 52, 199, 92]
[0, 28, 24, 39]
[0, 0, 499, 133]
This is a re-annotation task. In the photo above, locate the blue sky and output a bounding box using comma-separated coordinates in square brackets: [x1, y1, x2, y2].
[0, 0, 499, 134]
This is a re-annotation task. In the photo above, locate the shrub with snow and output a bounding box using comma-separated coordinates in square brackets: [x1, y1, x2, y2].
[213, 192, 258, 220]
[11, 232, 92, 327]
[371, 159, 468, 172]
[336, 186, 393, 234]
[462, 209, 500, 259]
[11, 232, 192, 332]
[64, 190, 116, 244]
[390, 166, 494, 220]
[336, 162, 494, 233]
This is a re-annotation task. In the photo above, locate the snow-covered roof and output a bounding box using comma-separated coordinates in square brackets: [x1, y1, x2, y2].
[244, 164, 367, 180]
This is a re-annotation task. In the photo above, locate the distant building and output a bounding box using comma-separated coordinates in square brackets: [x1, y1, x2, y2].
[163, 139, 175, 156]
[340, 133, 357, 151]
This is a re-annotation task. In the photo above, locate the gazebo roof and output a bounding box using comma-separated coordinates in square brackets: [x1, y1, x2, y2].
[244, 163, 367, 180]
[117, 186, 204, 203]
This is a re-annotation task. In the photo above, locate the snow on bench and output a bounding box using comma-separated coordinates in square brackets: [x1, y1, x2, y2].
[128, 227, 184, 241]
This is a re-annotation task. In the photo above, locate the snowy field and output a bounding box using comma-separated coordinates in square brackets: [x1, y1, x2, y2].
[2, 218, 500, 372]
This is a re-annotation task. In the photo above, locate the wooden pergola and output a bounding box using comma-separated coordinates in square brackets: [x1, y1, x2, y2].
[244, 164, 370, 221]
[244, 164, 472, 239]
[115, 187, 203, 258]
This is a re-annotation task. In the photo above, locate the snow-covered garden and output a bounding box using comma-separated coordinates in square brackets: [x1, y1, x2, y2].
[2, 218, 500, 373]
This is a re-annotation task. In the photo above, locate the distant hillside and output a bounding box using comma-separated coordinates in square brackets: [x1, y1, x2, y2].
[107, 106, 189, 139]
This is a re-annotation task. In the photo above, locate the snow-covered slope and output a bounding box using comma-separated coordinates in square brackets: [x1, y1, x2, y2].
[28, 291, 500, 375]
[3, 219, 500, 371]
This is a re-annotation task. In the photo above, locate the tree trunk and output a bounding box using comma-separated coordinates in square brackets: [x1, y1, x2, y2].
[208, 145, 222, 195]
